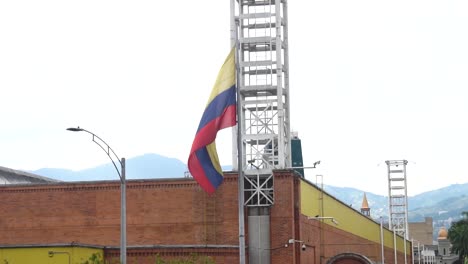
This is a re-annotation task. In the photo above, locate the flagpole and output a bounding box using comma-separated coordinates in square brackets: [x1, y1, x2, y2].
[234, 19, 246, 264]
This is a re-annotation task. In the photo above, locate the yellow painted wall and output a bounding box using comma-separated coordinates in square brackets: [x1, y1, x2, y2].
[0, 246, 103, 264]
[300, 180, 411, 254]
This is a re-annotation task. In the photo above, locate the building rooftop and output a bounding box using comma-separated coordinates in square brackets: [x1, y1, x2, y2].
[0, 166, 59, 184]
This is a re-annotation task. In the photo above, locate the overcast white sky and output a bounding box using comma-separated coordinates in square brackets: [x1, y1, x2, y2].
[1, 0, 467, 196]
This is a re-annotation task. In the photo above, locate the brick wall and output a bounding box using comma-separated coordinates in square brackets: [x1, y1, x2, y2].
[270, 171, 301, 263]
[0, 178, 241, 246]
[300, 212, 411, 264]
[0, 171, 411, 264]
[0, 176, 242, 263]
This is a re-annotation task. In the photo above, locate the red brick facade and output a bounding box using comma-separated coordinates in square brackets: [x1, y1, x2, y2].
[0, 171, 410, 263]
[300, 215, 409, 264]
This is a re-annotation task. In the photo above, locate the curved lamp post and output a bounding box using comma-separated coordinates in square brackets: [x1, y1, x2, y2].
[67, 127, 126, 264]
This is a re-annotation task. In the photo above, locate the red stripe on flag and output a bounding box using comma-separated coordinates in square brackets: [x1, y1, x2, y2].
[187, 151, 216, 194]
[189, 105, 236, 153]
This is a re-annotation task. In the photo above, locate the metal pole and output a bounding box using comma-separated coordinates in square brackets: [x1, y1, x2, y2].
[66, 127, 127, 264]
[404, 236, 408, 264]
[411, 239, 414, 264]
[121, 157, 127, 264]
[418, 242, 421, 264]
[234, 23, 246, 264]
[230, 0, 238, 171]
[394, 230, 398, 264]
[314, 174, 325, 264]
[403, 161, 409, 239]
[381, 217, 385, 264]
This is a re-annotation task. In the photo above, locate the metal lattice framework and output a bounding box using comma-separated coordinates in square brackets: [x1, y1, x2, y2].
[386, 160, 409, 239]
[232, 0, 291, 207]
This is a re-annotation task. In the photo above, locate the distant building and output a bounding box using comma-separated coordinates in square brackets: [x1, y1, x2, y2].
[409, 219, 459, 264]
[409, 217, 434, 264]
[437, 227, 458, 264]
[360, 193, 371, 217]
[421, 248, 437, 264]
[0, 165, 59, 184]
[409, 217, 434, 245]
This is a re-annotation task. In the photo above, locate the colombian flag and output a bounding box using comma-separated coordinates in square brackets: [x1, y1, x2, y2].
[188, 48, 236, 194]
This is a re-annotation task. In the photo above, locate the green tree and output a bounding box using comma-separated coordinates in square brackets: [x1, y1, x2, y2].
[448, 211, 468, 264]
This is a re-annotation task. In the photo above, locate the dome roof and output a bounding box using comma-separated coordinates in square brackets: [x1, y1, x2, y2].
[438, 227, 448, 239]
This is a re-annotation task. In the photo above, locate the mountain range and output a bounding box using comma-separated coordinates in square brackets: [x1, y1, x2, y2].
[323, 184, 468, 221]
[34, 153, 188, 181]
[33, 153, 468, 237]
[324, 183, 468, 241]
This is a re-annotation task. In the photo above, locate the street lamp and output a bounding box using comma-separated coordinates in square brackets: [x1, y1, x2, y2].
[67, 126, 127, 264]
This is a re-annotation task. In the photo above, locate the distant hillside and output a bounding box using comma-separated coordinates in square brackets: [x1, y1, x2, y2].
[409, 183, 468, 210]
[409, 195, 468, 222]
[323, 185, 388, 217]
[34, 153, 188, 181]
[34, 154, 233, 182]
[408, 184, 468, 223]
[323, 184, 468, 223]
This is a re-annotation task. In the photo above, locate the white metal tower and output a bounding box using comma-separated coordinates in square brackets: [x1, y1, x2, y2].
[230, 1, 290, 263]
[231, 0, 291, 207]
[386, 160, 409, 239]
